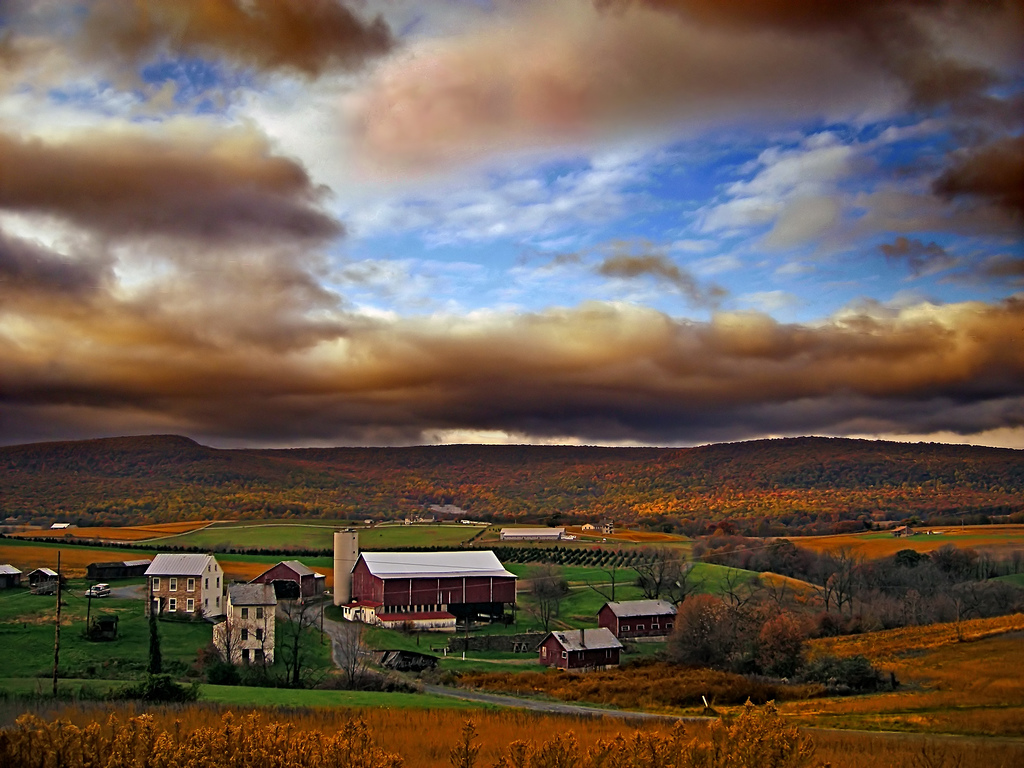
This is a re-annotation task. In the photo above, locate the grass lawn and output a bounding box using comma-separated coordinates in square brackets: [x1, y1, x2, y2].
[199, 684, 482, 709]
[995, 572, 1024, 587]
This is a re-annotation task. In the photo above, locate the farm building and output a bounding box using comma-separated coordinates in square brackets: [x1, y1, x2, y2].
[581, 523, 596, 532]
[892, 525, 916, 537]
[598, 599, 676, 639]
[336, 531, 516, 629]
[86, 559, 152, 581]
[27, 567, 62, 593]
[538, 627, 622, 671]
[0, 564, 22, 589]
[499, 527, 565, 541]
[145, 553, 226, 618]
[215, 583, 276, 665]
[249, 560, 326, 599]
[599, 519, 615, 535]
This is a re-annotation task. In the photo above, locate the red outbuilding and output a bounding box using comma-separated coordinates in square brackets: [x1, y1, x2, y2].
[598, 599, 676, 639]
[538, 627, 622, 671]
[249, 560, 326, 599]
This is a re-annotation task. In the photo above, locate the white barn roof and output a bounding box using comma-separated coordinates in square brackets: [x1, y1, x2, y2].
[0, 564, 22, 575]
[145, 553, 217, 576]
[500, 527, 564, 539]
[360, 551, 515, 580]
[604, 600, 676, 618]
[547, 627, 622, 652]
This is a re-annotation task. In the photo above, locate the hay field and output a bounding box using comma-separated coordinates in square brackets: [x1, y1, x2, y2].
[10, 521, 211, 542]
[785, 525, 1024, 559]
[778, 614, 1024, 736]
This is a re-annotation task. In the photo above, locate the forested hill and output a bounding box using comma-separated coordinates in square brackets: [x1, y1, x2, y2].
[2, 435, 1022, 533]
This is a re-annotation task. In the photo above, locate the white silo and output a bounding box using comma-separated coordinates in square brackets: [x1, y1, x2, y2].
[333, 529, 358, 606]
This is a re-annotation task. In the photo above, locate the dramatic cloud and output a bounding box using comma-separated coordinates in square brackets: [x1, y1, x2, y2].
[0, 229, 110, 298]
[353, 0, 1022, 170]
[0, 125, 341, 243]
[3, 298, 1022, 446]
[596, 251, 725, 305]
[83, 0, 394, 77]
[933, 136, 1024, 219]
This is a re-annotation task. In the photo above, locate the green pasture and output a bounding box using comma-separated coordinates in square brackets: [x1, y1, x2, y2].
[149, 521, 482, 551]
[995, 573, 1024, 587]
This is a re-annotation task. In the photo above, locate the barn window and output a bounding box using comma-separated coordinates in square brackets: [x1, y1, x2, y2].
[621, 624, 629, 631]
[168, 598, 177, 612]
[169, 578, 177, 592]
[561, 651, 568, 659]
[636, 624, 644, 631]
[542, 647, 547, 658]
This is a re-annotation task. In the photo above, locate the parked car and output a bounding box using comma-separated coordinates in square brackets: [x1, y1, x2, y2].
[85, 583, 111, 597]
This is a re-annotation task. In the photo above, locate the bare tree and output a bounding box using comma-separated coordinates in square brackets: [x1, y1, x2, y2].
[279, 599, 320, 688]
[530, 564, 569, 633]
[335, 619, 369, 688]
[634, 548, 686, 601]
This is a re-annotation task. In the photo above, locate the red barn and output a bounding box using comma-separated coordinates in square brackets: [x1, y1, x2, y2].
[538, 627, 622, 671]
[249, 560, 326, 599]
[598, 599, 676, 639]
[349, 551, 516, 625]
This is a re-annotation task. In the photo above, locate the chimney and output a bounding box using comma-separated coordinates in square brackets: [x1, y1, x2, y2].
[580, 627, 585, 647]
[333, 529, 358, 606]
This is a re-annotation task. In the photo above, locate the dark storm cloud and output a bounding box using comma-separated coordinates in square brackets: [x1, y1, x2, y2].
[879, 236, 957, 277]
[83, 0, 394, 77]
[2, 298, 1022, 446]
[596, 251, 725, 305]
[0, 127, 342, 243]
[933, 136, 1024, 219]
[0, 229, 109, 297]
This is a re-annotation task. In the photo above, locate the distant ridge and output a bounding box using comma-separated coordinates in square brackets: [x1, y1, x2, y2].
[2, 435, 1021, 530]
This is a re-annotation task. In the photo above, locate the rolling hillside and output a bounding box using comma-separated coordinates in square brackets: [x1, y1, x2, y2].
[2, 435, 1021, 530]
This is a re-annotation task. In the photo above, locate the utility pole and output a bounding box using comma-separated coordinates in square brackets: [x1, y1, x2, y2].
[52, 551, 62, 697]
[85, 581, 93, 640]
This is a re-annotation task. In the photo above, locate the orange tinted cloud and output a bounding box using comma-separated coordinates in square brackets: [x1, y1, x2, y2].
[84, 0, 393, 76]
[0, 125, 340, 242]
[2, 296, 1022, 446]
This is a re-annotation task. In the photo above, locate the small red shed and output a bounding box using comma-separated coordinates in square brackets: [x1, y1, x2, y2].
[598, 599, 676, 639]
[538, 627, 622, 671]
[249, 560, 326, 599]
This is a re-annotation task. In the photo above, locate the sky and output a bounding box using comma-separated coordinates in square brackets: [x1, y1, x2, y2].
[0, 0, 1022, 449]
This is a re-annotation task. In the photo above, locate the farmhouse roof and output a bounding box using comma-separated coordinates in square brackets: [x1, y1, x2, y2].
[145, 553, 216, 576]
[546, 627, 622, 652]
[0, 564, 22, 575]
[603, 600, 676, 618]
[228, 583, 277, 607]
[359, 551, 515, 580]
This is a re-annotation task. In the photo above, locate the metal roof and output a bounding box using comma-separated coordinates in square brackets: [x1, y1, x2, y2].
[500, 528, 564, 537]
[228, 583, 277, 606]
[122, 559, 152, 567]
[547, 627, 622, 652]
[145, 553, 217, 576]
[280, 560, 316, 577]
[360, 551, 515, 580]
[29, 567, 58, 577]
[0, 564, 22, 575]
[604, 599, 676, 618]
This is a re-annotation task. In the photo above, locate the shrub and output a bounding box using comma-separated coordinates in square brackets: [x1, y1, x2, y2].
[798, 654, 888, 694]
[109, 674, 200, 702]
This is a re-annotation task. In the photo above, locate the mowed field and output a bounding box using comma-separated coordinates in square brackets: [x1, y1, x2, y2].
[779, 613, 1024, 736]
[784, 524, 1024, 558]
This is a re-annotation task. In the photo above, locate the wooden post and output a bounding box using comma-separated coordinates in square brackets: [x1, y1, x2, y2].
[52, 551, 61, 697]
[86, 581, 93, 640]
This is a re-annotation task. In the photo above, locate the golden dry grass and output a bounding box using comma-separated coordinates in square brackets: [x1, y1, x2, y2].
[785, 525, 1024, 559]
[10, 521, 212, 542]
[777, 614, 1024, 736]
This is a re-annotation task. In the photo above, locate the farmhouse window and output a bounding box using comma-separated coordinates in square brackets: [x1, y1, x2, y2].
[216, 596, 220, 607]
[152, 577, 160, 591]
[168, 598, 177, 612]
[256, 607, 264, 619]
[216, 577, 220, 588]
[187, 598, 195, 612]
[255, 649, 264, 663]
[255, 628, 264, 641]
[169, 578, 177, 591]
[242, 649, 250, 663]
[241, 628, 249, 640]
[187, 578, 195, 592]
[205, 578, 209, 589]
[241, 607, 249, 619]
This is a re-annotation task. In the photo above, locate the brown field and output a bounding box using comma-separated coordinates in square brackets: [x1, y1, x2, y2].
[10, 521, 212, 542]
[0, 541, 276, 583]
[565, 527, 687, 544]
[7, 703, 1022, 768]
[778, 614, 1024, 736]
[785, 524, 1024, 559]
